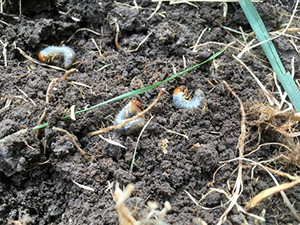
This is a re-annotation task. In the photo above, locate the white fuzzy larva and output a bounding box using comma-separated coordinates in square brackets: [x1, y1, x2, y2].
[173, 86, 205, 109]
[114, 100, 146, 135]
[38, 46, 76, 69]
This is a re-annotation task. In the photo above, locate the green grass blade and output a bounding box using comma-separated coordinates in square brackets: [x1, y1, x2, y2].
[2, 48, 225, 143]
[62, 48, 225, 119]
[239, 0, 300, 112]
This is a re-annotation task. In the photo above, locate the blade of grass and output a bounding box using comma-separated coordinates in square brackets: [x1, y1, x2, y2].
[0, 48, 225, 144]
[33, 48, 225, 129]
[238, 0, 300, 112]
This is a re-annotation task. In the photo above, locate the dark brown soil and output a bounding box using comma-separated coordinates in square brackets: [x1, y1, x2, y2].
[1, 0, 300, 224]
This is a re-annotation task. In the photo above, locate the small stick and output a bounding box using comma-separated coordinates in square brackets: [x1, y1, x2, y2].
[16, 86, 36, 106]
[15, 46, 66, 72]
[22, 138, 37, 151]
[148, 0, 162, 20]
[0, 20, 9, 26]
[232, 54, 278, 107]
[0, 95, 13, 113]
[0, 0, 3, 13]
[53, 127, 88, 162]
[36, 78, 59, 138]
[192, 27, 208, 52]
[46, 78, 59, 103]
[113, 19, 122, 50]
[91, 38, 103, 57]
[11, 69, 32, 79]
[263, 166, 300, 181]
[218, 81, 246, 225]
[160, 125, 189, 140]
[114, 183, 137, 225]
[125, 32, 152, 53]
[0, 39, 8, 66]
[130, 116, 154, 172]
[35, 111, 47, 138]
[245, 179, 300, 211]
[67, 28, 101, 43]
[62, 68, 78, 81]
[88, 89, 166, 136]
[275, 111, 300, 121]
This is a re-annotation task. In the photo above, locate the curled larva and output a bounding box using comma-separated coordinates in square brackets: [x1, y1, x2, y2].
[38, 46, 76, 69]
[114, 99, 146, 135]
[173, 86, 205, 109]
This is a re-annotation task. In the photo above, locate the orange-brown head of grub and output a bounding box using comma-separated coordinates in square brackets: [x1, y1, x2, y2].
[173, 86, 187, 95]
[38, 52, 50, 63]
[131, 99, 143, 111]
[124, 100, 143, 119]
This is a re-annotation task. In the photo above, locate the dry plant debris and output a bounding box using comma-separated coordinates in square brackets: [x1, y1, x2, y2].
[1, 1, 300, 224]
[216, 81, 246, 225]
[159, 138, 169, 154]
[112, 182, 171, 225]
[53, 127, 88, 162]
[246, 179, 300, 211]
[88, 89, 166, 136]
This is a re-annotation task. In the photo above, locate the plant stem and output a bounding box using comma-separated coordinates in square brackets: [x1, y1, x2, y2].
[239, 0, 300, 112]
[0, 48, 225, 144]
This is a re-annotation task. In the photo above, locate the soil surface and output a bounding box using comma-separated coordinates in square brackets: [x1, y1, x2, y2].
[1, 0, 300, 224]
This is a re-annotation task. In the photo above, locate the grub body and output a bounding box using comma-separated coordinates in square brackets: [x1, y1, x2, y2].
[114, 100, 145, 135]
[38, 46, 76, 69]
[173, 86, 205, 109]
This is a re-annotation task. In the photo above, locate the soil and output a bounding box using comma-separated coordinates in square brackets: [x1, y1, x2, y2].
[1, 0, 300, 224]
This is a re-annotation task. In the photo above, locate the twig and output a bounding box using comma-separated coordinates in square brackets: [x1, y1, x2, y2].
[35, 78, 59, 138]
[114, 183, 137, 225]
[221, 157, 300, 221]
[160, 125, 189, 140]
[35, 111, 46, 138]
[130, 116, 154, 172]
[46, 78, 59, 103]
[99, 134, 127, 149]
[88, 89, 166, 136]
[192, 27, 208, 52]
[112, 18, 122, 50]
[263, 166, 300, 181]
[0, 95, 13, 113]
[53, 127, 88, 162]
[218, 81, 246, 225]
[238, 0, 299, 57]
[91, 38, 103, 57]
[132, 0, 139, 8]
[0, 39, 8, 66]
[232, 54, 278, 107]
[125, 32, 153, 53]
[0, 0, 3, 13]
[246, 179, 300, 211]
[0, 19, 9, 26]
[67, 28, 101, 43]
[148, 0, 162, 20]
[72, 179, 95, 192]
[18, 0, 21, 16]
[15, 46, 66, 71]
[16, 86, 36, 106]
[62, 68, 78, 81]
[11, 69, 32, 79]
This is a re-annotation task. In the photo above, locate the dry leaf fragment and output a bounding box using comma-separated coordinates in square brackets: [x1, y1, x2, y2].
[246, 179, 300, 211]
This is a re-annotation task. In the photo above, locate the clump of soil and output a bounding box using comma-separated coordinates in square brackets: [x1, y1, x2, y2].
[1, 0, 300, 224]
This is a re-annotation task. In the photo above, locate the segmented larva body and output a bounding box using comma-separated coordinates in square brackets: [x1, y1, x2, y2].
[114, 99, 146, 135]
[173, 86, 205, 109]
[38, 46, 76, 69]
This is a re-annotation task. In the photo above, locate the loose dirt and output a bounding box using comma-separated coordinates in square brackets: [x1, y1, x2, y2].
[1, 0, 300, 224]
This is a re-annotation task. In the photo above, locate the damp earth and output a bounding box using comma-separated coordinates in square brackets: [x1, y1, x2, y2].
[0, 0, 300, 224]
